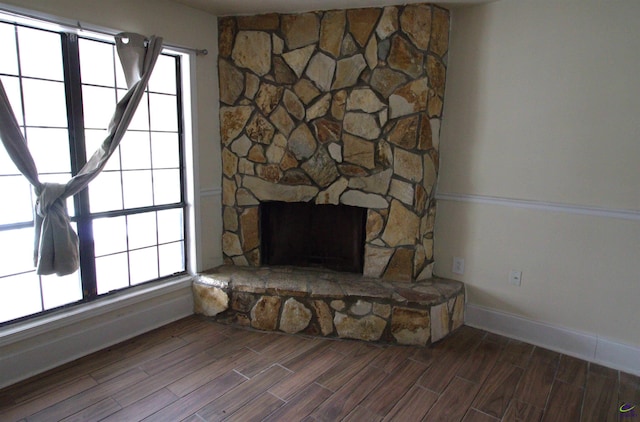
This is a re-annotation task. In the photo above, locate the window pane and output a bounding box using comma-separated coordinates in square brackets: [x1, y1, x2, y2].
[85, 129, 120, 171]
[149, 93, 177, 132]
[118, 89, 149, 131]
[17, 26, 63, 81]
[22, 79, 67, 127]
[26, 127, 71, 174]
[120, 131, 151, 170]
[151, 132, 180, 169]
[0, 75, 24, 126]
[153, 169, 181, 205]
[89, 171, 123, 213]
[122, 170, 153, 209]
[148, 55, 176, 95]
[0, 272, 42, 324]
[157, 208, 183, 244]
[129, 247, 158, 285]
[0, 140, 21, 176]
[127, 212, 157, 249]
[41, 270, 82, 310]
[0, 177, 32, 225]
[0, 23, 18, 75]
[83, 85, 116, 130]
[96, 252, 128, 294]
[0, 228, 36, 277]
[79, 38, 115, 87]
[93, 216, 127, 256]
[159, 241, 184, 277]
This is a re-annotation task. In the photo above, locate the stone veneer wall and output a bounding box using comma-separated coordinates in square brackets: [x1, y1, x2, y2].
[218, 4, 449, 281]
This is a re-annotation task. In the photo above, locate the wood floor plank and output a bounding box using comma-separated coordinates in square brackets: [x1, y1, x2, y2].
[236, 336, 323, 378]
[423, 376, 480, 421]
[382, 385, 438, 421]
[541, 380, 584, 422]
[268, 349, 344, 400]
[262, 383, 332, 422]
[342, 405, 383, 422]
[0, 375, 97, 422]
[619, 372, 640, 409]
[456, 340, 502, 384]
[139, 337, 225, 376]
[222, 392, 284, 421]
[311, 365, 387, 421]
[582, 371, 619, 422]
[462, 408, 500, 422]
[102, 388, 179, 422]
[500, 339, 535, 368]
[471, 360, 524, 419]
[196, 365, 291, 421]
[167, 347, 260, 397]
[59, 397, 121, 422]
[143, 370, 245, 422]
[314, 345, 383, 392]
[360, 359, 429, 416]
[502, 399, 544, 422]
[556, 355, 588, 388]
[417, 344, 472, 393]
[27, 368, 148, 422]
[368, 344, 416, 373]
[513, 347, 559, 409]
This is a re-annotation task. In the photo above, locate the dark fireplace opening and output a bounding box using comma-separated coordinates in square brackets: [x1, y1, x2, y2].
[260, 201, 367, 273]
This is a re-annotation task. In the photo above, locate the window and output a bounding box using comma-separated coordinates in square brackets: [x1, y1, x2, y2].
[0, 13, 187, 325]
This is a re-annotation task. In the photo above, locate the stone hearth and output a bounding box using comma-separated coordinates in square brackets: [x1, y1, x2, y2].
[193, 265, 464, 346]
[218, 3, 449, 282]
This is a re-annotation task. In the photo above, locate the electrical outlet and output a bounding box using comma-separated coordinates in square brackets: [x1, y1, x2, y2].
[452, 257, 465, 275]
[509, 270, 522, 286]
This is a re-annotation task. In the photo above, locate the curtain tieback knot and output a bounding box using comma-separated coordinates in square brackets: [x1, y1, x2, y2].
[36, 183, 67, 217]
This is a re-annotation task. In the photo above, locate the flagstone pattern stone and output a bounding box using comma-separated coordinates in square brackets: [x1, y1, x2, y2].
[218, 4, 450, 282]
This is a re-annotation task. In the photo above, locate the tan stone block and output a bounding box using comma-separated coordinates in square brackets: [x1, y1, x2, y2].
[328, 143, 342, 162]
[346, 88, 386, 113]
[400, 4, 432, 50]
[430, 302, 450, 342]
[293, 79, 321, 105]
[281, 13, 320, 50]
[283, 45, 315, 79]
[316, 177, 348, 205]
[337, 164, 369, 177]
[344, 112, 380, 140]
[383, 248, 414, 282]
[279, 298, 312, 334]
[427, 90, 444, 118]
[451, 294, 464, 331]
[376, 7, 399, 40]
[330, 300, 346, 311]
[382, 200, 420, 247]
[394, 148, 423, 183]
[247, 144, 267, 163]
[288, 124, 317, 160]
[222, 231, 243, 256]
[220, 106, 252, 145]
[365, 36, 378, 70]
[341, 190, 388, 209]
[236, 188, 259, 206]
[331, 89, 347, 120]
[370, 68, 408, 99]
[388, 115, 419, 149]
[272, 34, 284, 55]
[246, 113, 275, 145]
[347, 8, 382, 47]
[237, 13, 279, 30]
[364, 245, 394, 278]
[389, 179, 414, 206]
[424, 154, 436, 193]
[366, 210, 384, 241]
[389, 78, 429, 119]
[231, 135, 252, 157]
[222, 177, 236, 206]
[223, 207, 238, 232]
[350, 300, 372, 316]
[341, 33, 358, 56]
[243, 175, 319, 202]
[279, 151, 298, 171]
[246, 248, 261, 266]
[222, 147, 239, 179]
[332, 54, 367, 91]
[238, 159, 255, 176]
[280, 169, 312, 185]
[334, 312, 386, 341]
[430, 7, 450, 57]
[266, 143, 286, 165]
[373, 303, 391, 318]
[218, 17, 235, 58]
[376, 140, 393, 168]
[391, 307, 430, 345]
[348, 168, 392, 195]
[306, 93, 331, 122]
[313, 300, 334, 336]
[343, 134, 375, 169]
[415, 184, 427, 214]
[306, 52, 336, 92]
[232, 31, 271, 76]
[251, 296, 282, 331]
[244, 73, 260, 100]
[313, 118, 341, 144]
[255, 82, 284, 116]
[232, 255, 249, 266]
[427, 56, 447, 97]
[301, 147, 340, 188]
[388, 35, 424, 79]
[193, 283, 229, 317]
[423, 237, 434, 261]
[282, 90, 305, 121]
[218, 59, 244, 105]
[240, 207, 260, 252]
[232, 291, 254, 312]
[269, 106, 295, 137]
[320, 10, 345, 58]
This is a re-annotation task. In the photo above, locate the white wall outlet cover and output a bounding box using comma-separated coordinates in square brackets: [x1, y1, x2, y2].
[452, 257, 465, 275]
[509, 270, 522, 286]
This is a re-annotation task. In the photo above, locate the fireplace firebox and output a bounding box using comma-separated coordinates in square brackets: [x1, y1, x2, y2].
[260, 202, 367, 273]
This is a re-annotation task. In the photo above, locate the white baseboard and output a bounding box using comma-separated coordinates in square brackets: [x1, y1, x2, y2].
[0, 276, 195, 390]
[465, 303, 640, 376]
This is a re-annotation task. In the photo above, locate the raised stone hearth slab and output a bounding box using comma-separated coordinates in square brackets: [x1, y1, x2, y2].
[193, 265, 464, 346]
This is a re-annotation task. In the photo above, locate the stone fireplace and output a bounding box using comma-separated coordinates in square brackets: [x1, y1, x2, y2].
[219, 3, 448, 282]
[193, 3, 464, 347]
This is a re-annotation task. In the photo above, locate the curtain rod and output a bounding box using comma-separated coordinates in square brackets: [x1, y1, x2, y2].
[0, 4, 208, 56]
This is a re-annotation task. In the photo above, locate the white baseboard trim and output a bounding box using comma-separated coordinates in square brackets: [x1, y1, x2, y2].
[0, 276, 195, 390]
[465, 303, 640, 376]
[436, 192, 640, 221]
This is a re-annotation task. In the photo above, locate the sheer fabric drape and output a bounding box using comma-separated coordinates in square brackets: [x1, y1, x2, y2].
[0, 32, 163, 276]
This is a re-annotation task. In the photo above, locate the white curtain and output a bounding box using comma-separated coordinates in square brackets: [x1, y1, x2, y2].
[0, 32, 163, 276]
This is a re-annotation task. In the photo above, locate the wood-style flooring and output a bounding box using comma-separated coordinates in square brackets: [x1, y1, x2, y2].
[0, 316, 638, 421]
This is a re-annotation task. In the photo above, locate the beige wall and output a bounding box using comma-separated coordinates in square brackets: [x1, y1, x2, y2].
[2, 0, 223, 270]
[436, 0, 640, 347]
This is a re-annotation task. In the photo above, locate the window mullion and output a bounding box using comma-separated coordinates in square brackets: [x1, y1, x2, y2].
[61, 32, 97, 300]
